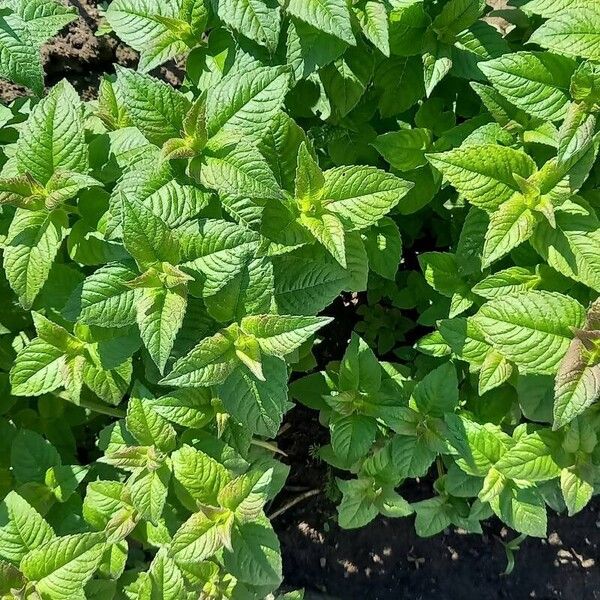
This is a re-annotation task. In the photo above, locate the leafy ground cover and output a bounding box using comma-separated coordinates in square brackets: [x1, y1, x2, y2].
[1, 0, 600, 598]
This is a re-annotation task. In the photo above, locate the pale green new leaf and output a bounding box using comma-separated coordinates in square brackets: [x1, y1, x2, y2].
[240, 314, 332, 356]
[494, 430, 561, 482]
[426, 145, 536, 212]
[322, 166, 413, 230]
[482, 193, 536, 267]
[20, 533, 106, 600]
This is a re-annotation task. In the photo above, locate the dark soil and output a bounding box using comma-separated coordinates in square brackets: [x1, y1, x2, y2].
[4, 2, 600, 598]
[273, 424, 600, 600]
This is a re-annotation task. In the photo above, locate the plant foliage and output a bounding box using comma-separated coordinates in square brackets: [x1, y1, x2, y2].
[0, 0, 600, 597]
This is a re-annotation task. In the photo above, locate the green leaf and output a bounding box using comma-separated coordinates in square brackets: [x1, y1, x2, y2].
[11, 0, 77, 46]
[473, 291, 585, 375]
[78, 263, 139, 328]
[127, 391, 177, 452]
[169, 510, 228, 563]
[531, 199, 600, 293]
[121, 195, 181, 269]
[482, 193, 537, 267]
[171, 445, 230, 509]
[412, 496, 452, 537]
[426, 145, 536, 212]
[218, 469, 272, 522]
[422, 35, 453, 97]
[240, 314, 332, 357]
[3, 208, 68, 309]
[127, 463, 171, 524]
[147, 388, 213, 428]
[222, 516, 282, 588]
[10, 429, 60, 488]
[286, 0, 354, 45]
[10, 338, 66, 397]
[554, 337, 600, 429]
[480, 52, 576, 121]
[445, 415, 509, 477]
[136, 285, 187, 374]
[354, 0, 389, 56]
[115, 66, 190, 145]
[106, 0, 193, 73]
[21, 532, 106, 600]
[472, 266, 541, 299]
[529, 7, 600, 61]
[45, 465, 88, 503]
[160, 329, 237, 387]
[339, 333, 381, 394]
[489, 485, 547, 538]
[206, 65, 290, 139]
[362, 217, 402, 281]
[16, 80, 87, 185]
[479, 349, 513, 395]
[219, 356, 290, 437]
[561, 465, 594, 516]
[0, 13, 43, 95]
[495, 430, 561, 482]
[216, 0, 281, 51]
[372, 129, 431, 172]
[330, 414, 378, 465]
[412, 362, 458, 417]
[322, 166, 412, 230]
[0, 491, 54, 563]
[320, 43, 374, 118]
[432, 0, 485, 37]
[199, 135, 282, 209]
[179, 218, 260, 297]
[143, 549, 185, 600]
[336, 478, 378, 529]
